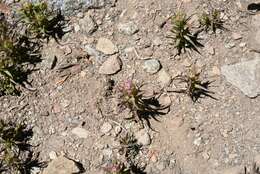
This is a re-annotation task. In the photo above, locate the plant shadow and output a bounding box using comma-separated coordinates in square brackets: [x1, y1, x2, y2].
[129, 97, 169, 131]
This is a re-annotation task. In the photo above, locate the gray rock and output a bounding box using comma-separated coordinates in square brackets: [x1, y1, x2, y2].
[78, 13, 98, 34]
[42, 156, 80, 174]
[135, 129, 151, 146]
[38, 0, 110, 16]
[99, 55, 122, 75]
[118, 22, 139, 35]
[221, 59, 260, 98]
[71, 127, 90, 138]
[100, 122, 113, 134]
[96, 38, 118, 55]
[143, 59, 161, 74]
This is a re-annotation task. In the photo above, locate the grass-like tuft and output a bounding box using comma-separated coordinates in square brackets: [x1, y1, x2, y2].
[117, 79, 169, 129]
[0, 119, 44, 173]
[199, 9, 224, 33]
[19, 1, 67, 42]
[168, 12, 203, 55]
[170, 67, 216, 102]
[0, 15, 41, 96]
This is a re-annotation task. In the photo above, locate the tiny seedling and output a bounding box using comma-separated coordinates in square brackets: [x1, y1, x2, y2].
[199, 9, 224, 33]
[117, 79, 168, 129]
[169, 12, 203, 55]
[19, 1, 66, 42]
[170, 67, 216, 102]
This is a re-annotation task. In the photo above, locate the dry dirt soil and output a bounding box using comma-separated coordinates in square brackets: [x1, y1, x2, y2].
[1, 0, 260, 174]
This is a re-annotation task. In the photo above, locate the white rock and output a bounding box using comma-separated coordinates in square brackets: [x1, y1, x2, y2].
[157, 69, 172, 86]
[193, 137, 202, 146]
[49, 151, 57, 160]
[99, 55, 122, 75]
[100, 122, 113, 134]
[71, 127, 90, 138]
[42, 156, 80, 174]
[135, 129, 151, 146]
[118, 22, 139, 35]
[143, 59, 161, 74]
[96, 38, 118, 55]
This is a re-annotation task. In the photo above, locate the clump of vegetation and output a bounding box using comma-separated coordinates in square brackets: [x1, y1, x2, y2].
[103, 159, 130, 174]
[244, 163, 260, 174]
[117, 79, 168, 129]
[103, 158, 146, 174]
[118, 133, 141, 163]
[19, 1, 66, 42]
[169, 12, 203, 55]
[0, 119, 43, 173]
[171, 67, 215, 102]
[0, 15, 41, 96]
[199, 9, 224, 33]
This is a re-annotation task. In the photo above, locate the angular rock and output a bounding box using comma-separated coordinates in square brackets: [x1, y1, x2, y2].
[96, 38, 118, 55]
[42, 156, 80, 174]
[135, 129, 151, 146]
[99, 55, 122, 75]
[118, 22, 139, 35]
[71, 127, 90, 138]
[221, 59, 260, 98]
[78, 13, 98, 34]
[40, 0, 109, 16]
[249, 29, 260, 51]
[157, 69, 172, 86]
[143, 59, 161, 74]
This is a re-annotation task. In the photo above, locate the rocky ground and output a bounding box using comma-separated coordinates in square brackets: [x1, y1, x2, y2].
[1, 0, 260, 173]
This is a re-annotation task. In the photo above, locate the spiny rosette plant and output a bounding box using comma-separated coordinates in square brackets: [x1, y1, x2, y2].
[117, 79, 167, 128]
[169, 12, 202, 55]
[118, 133, 141, 162]
[172, 67, 215, 102]
[0, 119, 42, 173]
[19, 1, 66, 42]
[199, 9, 224, 33]
[103, 159, 130, 174]
[0, 18, 20, 95]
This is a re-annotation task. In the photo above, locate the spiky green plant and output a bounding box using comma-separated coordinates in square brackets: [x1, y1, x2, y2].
[199, 9, 224, 33]
[19, 1, 65, 42]
[119, 133, 141, 162]
[171, 67, 215, 102]
[0, 119, 35, 173]
[0, 18, 19, 95]
[169, 12, 202, 55]
[117, 79, 168, 128]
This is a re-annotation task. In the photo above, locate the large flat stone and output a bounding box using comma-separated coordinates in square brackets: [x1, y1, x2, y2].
[221, 59, 260, 98]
